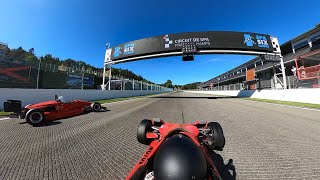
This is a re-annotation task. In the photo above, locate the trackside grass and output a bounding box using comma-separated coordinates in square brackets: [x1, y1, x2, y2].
[0, 110, 11, 116]
[242, 98, 320, 109]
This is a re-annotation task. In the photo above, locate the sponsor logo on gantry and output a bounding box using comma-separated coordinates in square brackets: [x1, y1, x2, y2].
[256, 35, 269, 48]
[113, 46, 122, 57]
[163, 35, 173, 48]
[124, 43, 135, 55]
[244, 34, 256, 47]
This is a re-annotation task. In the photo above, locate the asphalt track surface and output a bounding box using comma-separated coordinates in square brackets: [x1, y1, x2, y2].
[0, 91, 320, 180]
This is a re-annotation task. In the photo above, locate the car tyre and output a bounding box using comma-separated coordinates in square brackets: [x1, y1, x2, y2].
[91, 102, 102, 112]
[19, 111, 26, 119]
[26, 109, 45, 125]
[207, 122, 225, 151]
[137, 119, 152, 145]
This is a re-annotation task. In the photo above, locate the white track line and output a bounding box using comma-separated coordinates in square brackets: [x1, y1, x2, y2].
[244, 100, 320, 112]
[103, 98, 141, 105]
[0, 117, 10, 121]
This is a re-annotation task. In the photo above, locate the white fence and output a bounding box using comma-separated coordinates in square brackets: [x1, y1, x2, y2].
[0, 89, 171, 109]
[187, 88, 320, 104]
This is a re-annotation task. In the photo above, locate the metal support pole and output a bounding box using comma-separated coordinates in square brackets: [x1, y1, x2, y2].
[121, 79, 123, 90]
[132, 79, 135, 90]
[317, 72, 320, 86]
[28, 66, 31, 83]
[36, 58, 42, 89]
[81, 72, 84, 90]
[141, 81, 143, 91]
[102, 63, 106, 90]
[108, 64, 112, 90]
[103, 44, 111, 90]
[280, 55, 287, 89]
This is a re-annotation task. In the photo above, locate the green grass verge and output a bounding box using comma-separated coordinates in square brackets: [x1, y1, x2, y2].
[242, 98, 320, 109]
[0, 110, 11, 116]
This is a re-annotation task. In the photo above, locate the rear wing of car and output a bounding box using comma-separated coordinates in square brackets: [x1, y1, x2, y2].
[3, 100, 22, 113]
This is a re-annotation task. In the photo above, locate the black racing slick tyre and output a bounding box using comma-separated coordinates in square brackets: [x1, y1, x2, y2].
[19, 112, 26, 119]
[26, 109, 45, 125]
[137, 119, 152, 145]
[207, 122, 225, 151]
[91, 102, 102, 112]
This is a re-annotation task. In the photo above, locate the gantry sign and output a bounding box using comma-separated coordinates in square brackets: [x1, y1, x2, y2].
[102, 31, 286, 90]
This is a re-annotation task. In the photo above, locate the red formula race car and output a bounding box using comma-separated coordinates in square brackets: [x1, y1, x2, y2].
[127, 118, 235, 180]
[3, 95, 106, 125]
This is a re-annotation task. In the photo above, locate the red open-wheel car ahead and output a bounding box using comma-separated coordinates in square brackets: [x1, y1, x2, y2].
[3, 95, 106, 125]
[127, 118, 232, 180]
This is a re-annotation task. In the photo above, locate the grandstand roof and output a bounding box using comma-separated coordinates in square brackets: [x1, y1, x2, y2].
[199, 26, 320, 88]
[283, 25, 320, 44]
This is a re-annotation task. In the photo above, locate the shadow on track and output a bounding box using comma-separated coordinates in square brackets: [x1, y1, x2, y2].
[18, 121, 62, 127]
[41, 121, 62, 127]
[208, 150, 236, 180]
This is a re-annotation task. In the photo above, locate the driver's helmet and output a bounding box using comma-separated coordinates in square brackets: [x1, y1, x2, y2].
[57, 96, 66, 103]
[153, 134, 207, 180]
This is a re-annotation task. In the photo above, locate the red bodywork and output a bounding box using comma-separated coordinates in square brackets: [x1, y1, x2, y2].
[126, 120, 222, 180]
[22, 100, 92, 121]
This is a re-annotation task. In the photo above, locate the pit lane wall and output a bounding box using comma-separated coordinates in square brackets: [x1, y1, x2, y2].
[0, 89, 171, 109]
[186, 89, 320, 104]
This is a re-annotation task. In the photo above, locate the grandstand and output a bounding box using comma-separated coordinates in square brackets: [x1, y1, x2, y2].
[199, 26, 320, 90]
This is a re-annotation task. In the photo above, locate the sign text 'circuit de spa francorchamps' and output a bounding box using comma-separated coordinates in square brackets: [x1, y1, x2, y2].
[102, 31, 286, 90]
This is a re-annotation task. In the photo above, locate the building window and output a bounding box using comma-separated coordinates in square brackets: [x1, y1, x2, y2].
[256, 61, 262, 66]
[247, 64, 255, 70]
[293, 40, 309, 50]
[311, 34, 320, 44]
[310, 31, 320, 43]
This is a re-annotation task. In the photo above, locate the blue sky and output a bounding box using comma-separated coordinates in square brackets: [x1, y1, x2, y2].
[1, 0, 319, 85]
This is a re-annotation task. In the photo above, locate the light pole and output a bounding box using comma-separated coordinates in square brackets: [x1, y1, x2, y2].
[36, 57, 42, 89]
[108, 64, 112, 90]
[279, 55, 287, 89]
[81, 67, 85, 90]
[102, 43, 111, 90]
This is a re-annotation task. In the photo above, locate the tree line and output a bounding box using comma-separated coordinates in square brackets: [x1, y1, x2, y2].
[2, 46, 154, 83]
[178, 82, 201, 90]
[2, 46, 196, 88]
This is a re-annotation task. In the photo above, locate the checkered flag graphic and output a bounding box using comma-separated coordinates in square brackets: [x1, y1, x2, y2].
[163, 35, 173, 48]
